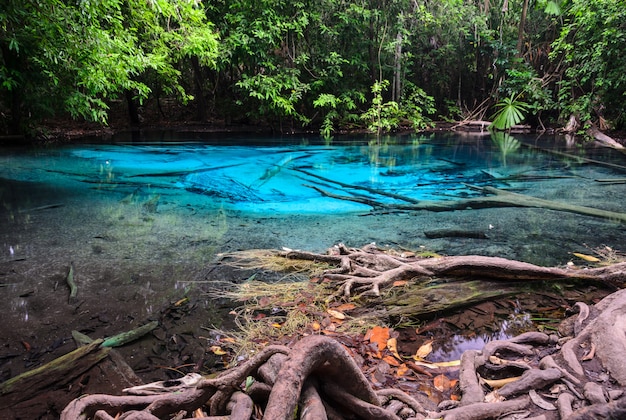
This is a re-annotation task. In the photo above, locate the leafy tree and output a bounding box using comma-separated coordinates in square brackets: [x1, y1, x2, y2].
[360, 80, 400, 137]
[551, 0, 626, 128]
[0, 0, 218, 135]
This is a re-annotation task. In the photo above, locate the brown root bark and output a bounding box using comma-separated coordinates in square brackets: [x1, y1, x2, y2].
[449, 288, 626, 419]
[61, 336, 426, 420]
[281, 243, 625, 296]
[59, 244, 626, 420]
[60, 289, 626, 420]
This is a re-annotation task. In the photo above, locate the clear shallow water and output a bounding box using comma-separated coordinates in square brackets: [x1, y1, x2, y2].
[0, 132, 625, 366]
[1, 132, 626, 261]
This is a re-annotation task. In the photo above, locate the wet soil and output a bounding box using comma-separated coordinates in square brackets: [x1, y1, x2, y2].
[0, 242, 613, 419]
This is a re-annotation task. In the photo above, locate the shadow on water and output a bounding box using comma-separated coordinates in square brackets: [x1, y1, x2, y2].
[0, 131, 625, 389]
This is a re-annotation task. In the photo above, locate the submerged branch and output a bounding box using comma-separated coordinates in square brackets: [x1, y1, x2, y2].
[303, 181, 626, 224]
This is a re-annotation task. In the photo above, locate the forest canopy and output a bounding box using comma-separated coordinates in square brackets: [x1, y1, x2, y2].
[1, 0, 625, 137]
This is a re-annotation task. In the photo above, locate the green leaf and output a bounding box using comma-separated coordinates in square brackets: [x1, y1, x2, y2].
[490, 95, 529, 130]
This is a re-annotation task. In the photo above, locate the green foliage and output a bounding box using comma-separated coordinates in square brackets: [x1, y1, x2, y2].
[313, 91, 363, 140]
[399, 82, 436, 131]
[0, 0, 218, 132]
[490, 94, 530, 130]
[237, 68, 310, 123]
[2, 0, 624, 135]
[360, 80, 400, 137]
[540, 0, 563, 16]
[551, 0, 626, 127]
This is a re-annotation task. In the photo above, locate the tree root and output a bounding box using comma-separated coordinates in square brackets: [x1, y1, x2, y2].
[61, 336, 427, 420]
[448, 288, 626, 419]
[61, 245, 626, 419]
[281, 243, 625, 296]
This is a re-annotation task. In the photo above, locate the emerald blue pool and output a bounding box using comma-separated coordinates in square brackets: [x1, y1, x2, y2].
[0, 131, 624, 372]
[1, 132, 625, 264]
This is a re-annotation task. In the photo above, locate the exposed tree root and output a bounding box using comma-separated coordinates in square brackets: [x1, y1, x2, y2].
[60, 244, 626, 419]
[62, 289, 626, 419]
[61, 336, 429, 420]
[280, 243, 625, 296]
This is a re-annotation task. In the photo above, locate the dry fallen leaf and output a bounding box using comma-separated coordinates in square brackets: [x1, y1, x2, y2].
[367, 326, 390, 352]
[392, 280, 408, 287]
[481, 375, 521, 389]
[326, 309, 346, 319]
[210, 345, 227, 355]
[383, 355, 401, 366]
[334, 303, 356, 312]
[431, 360, 461, 368]
[396, 363, 410, 376]
[581, 342, 596, 361]
[174, 297, 188, 306]
[414, 340, 433, 360]
[433, 374, 452, 392]
[387, 337, 402, 360]
[572, 252, 600, 262]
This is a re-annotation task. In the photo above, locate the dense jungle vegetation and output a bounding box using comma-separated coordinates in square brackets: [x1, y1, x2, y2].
[1, 0, 625, 138]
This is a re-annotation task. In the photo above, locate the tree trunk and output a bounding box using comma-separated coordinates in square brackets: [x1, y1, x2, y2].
[392, 11, 404, 104]
[1, 44, 23, 135]
[191, 56, 207, 122]
[125, 90, 140, 126]
[517, 0, 530, 56]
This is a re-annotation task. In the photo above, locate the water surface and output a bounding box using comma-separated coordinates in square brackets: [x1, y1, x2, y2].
[0, 131, 624, 373]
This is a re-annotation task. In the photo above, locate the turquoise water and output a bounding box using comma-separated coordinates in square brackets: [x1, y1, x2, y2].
[0, 131, 624, 376]
[1, 132, 625, 264]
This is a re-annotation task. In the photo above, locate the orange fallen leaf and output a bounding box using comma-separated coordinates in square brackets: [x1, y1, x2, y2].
[311, 321, 321, 331]
[414, 340, 433, 360]
[396, 363, 409, 376]
[210, 345, 227, 355]
[392, 280, 408, 287]
[434, 374, 452, 392]
[383, 355, 401, 366]
[334, 303, 356, 312]
[367, 326, 390, 352]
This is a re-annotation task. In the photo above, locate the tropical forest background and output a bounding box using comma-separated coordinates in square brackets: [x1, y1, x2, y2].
[1, 0, 625, 138]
